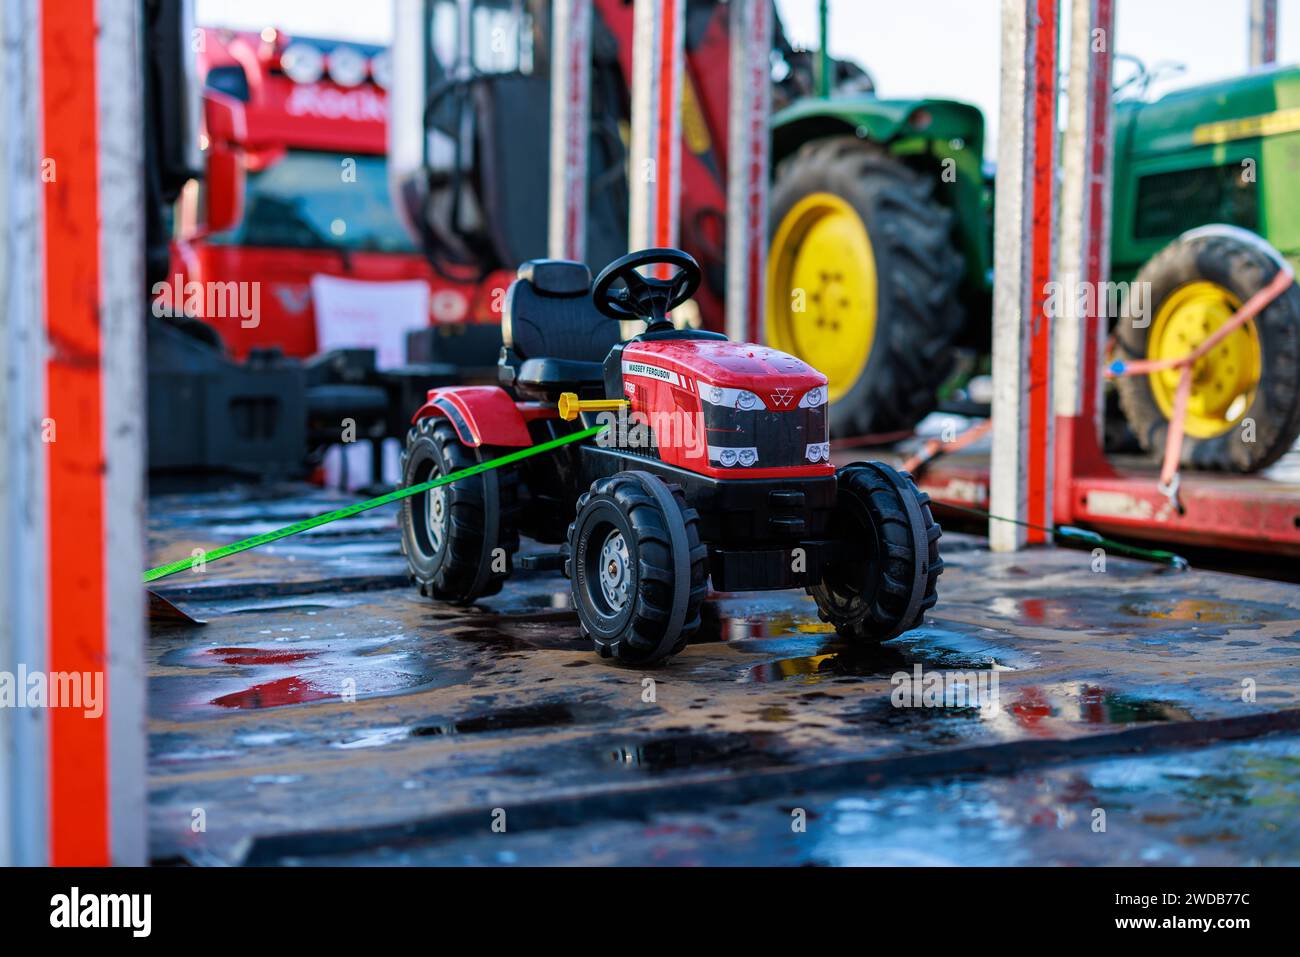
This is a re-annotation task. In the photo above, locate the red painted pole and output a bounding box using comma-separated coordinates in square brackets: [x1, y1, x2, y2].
[548, 0, 593, 263]
[1250, 0, 1278, 67]
[725, 0, 772, 345]
[1026, 0, 1058, 544]
[629, 0, 684, 277]
[34, 0, 147, 866]
[990, 0, 1059, 551]
[41, 0, 111, 866]
[1055, 0, 1118, 529]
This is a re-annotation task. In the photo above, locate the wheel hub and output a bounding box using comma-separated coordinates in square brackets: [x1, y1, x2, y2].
[426, 484, 448, 551]
[598, 530, 631, 612]
[767, 191, 877, 403]
[1148, 281, 1261, 438]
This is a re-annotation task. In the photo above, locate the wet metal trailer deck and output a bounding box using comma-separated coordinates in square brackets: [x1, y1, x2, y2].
[147, 484, 1300, 866]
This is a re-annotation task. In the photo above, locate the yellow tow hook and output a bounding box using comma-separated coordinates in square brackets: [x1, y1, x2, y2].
[557, 392, 629, 422]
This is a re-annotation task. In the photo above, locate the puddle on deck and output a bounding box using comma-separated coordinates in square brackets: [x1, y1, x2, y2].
[982, 590, 1292, 637]
[411, 700, 612, 737]
[153, 638, 474, 717]
[724, 613, 1034, 683]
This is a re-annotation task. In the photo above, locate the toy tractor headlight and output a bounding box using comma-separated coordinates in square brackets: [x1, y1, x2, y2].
[799, 386, 827, 408]
[701, 384, 763, 411]
[719, 448, 739, 467]
[738, 448, 757, 467]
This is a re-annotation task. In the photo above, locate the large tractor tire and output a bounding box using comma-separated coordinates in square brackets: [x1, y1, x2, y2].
[1113, 227, 1300, 472]
[767, 137, 966, 438]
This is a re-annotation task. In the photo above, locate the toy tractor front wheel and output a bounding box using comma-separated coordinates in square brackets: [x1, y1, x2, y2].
[811, 462, 942, 641]
[567, 471, 709, 665]
[399, 417, 519, 605]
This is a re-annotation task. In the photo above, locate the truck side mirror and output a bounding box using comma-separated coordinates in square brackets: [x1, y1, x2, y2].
[201, 91, 247, 234]
[205, 147, 244, 235]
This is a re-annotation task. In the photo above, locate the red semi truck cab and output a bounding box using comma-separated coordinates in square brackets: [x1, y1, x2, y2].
[170, 27, 511, 360]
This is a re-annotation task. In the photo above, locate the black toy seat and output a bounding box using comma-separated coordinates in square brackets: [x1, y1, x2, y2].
[501, 259, 621, 400]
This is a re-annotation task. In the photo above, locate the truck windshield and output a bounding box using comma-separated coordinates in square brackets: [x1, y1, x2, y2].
[211, 150, 417, 254]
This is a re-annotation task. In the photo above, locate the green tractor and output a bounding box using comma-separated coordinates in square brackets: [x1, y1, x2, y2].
[769, 54, 1300, 471]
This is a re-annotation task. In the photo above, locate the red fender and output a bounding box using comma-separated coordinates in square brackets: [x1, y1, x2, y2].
[410, 385, 533, 448]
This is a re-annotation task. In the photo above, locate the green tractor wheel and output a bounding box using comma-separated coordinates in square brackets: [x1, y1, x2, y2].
[1114, 228, 1300, 472]
[767, 137, 966, 438]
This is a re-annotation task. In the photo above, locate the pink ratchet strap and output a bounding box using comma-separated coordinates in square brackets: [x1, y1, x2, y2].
[1106, 264, 1295, 511]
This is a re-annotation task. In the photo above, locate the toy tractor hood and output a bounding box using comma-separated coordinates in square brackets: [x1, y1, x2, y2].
[622, 339, 827, 414]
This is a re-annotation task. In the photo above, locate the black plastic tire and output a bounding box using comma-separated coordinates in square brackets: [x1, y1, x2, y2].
[1114, 229, 1300, 472]
[768, 136, 966, 437]
[566, 471, 709, 665]
[398, 417, 519, 604]
[810, 461, 942, 641]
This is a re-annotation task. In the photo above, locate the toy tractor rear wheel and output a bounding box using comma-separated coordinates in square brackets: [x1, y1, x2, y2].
[768, 137, 966, 438]
[810, 462, 942, 641]
[399, 417, 519, 605]
[1114, 228, 1300, 472]
[566, 471, 709, 666]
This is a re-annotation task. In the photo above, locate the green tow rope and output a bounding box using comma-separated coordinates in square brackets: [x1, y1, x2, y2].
[144, 423, 1186, 583]
[939, 501, 1190, 569]
[143, 425, 603, 584]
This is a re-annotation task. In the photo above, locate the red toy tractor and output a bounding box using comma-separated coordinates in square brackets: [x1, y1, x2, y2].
[399, 249, 942, 664]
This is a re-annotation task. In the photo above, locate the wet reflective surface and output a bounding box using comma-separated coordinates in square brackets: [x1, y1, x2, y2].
[307, 735, 1300, 866]
[146, 484, 1300, 865]
[152, 635, 472, 716]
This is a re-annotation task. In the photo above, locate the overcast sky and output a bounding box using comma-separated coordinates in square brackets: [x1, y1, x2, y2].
[196, 0, 1300, 155]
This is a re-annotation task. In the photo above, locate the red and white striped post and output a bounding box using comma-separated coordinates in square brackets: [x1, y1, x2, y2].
[725, 0, 772, 345]
[990, 0, 1059, 551]
[1054, 0, 1116, 519]
[1250, 0, 1278, 68]
[628, 0, 684, 271]
[0, 0, 147, 865]
[548, 0, 593, 263]
[1, 0, 49, 867]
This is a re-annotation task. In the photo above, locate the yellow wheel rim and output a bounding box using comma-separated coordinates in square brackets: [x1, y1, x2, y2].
[767, 192, 877, 404]
[1147, 281, 1261, 439]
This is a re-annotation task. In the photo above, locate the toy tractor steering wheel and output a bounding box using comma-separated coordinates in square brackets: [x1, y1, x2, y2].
[593, 248, 702, 331]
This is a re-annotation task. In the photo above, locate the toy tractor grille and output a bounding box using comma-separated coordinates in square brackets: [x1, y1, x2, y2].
[700, 403, 829, 469]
